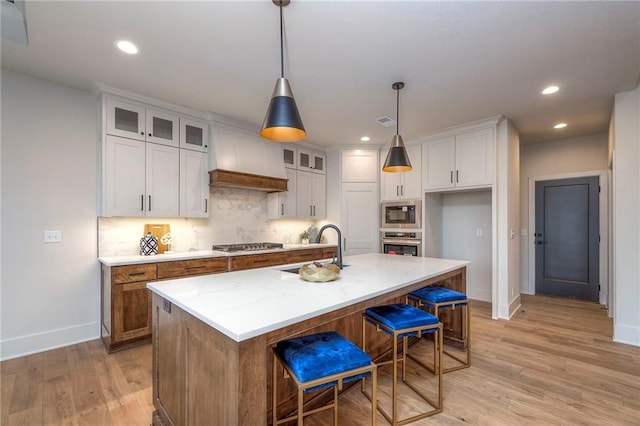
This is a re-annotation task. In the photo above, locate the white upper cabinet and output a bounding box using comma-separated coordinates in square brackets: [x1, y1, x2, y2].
[146, 108, 179, 147]
[180, 117, 209, 153]
[145, 143, 180, 217]
[179, 149, 209, 218]
[104, 135, 147, 216]
[380, 144, 422, 200]
[267, 168, 297, 219]
[103, 135, 179, 217]
[100, 93, 211, 218]
[283, 147, 297, 169]
[341, 150, 378, 182]
[423, 127, 494, 191]
[298, 148, 326, 174]
[106, 98, 146, 141]
[296, 171, 326, 219]
[107, 98, 179, 147]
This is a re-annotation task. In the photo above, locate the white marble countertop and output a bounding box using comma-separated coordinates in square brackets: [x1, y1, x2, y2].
[147, 253, 469, 342]
[98, 243, 337, 266]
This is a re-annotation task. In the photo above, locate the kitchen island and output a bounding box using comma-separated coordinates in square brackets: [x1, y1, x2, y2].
[148, 253, 469, 425]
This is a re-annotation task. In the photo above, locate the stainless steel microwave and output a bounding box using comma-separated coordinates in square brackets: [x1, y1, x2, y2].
[381, 201, 421, 229]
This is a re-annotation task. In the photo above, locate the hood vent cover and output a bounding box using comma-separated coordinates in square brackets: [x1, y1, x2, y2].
[209, 169, 288, 192]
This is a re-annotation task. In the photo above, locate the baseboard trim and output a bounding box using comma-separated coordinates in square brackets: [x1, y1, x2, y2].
[498, 294, 522, 320]
[1, 321, 100, 361]
[613, 323, 640, 347]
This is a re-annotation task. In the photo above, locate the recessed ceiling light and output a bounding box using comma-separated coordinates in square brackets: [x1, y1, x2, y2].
[115, 40, 139, 55]
[554, 122, 567, 129]
[542, 85, 559, 95]
[360, 136, 370, 142]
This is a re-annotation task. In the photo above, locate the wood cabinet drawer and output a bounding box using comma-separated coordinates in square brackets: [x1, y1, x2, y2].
[157, 258, 228, 279]
[229, 252, 288, 271]
[322, 247, 338, 259]
[112, 264, 157, 284]
[286, 249, 323, 264]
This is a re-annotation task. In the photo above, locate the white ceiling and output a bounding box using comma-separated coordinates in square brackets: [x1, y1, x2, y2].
[2, 1, 639, 148]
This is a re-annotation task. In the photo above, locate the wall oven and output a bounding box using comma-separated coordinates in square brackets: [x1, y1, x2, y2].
[381, 200, 421, 229]
[381, 231, 422, 257]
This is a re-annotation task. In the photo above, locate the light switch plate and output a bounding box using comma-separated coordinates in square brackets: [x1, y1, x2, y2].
[44, 230, 62, 243]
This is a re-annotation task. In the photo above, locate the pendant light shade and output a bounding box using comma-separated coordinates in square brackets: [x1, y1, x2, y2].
[382, 82, 412, 172]
[260, 0, 306, 142]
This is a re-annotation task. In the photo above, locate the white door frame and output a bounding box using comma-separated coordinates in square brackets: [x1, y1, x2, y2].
[527, 170, 609, 305]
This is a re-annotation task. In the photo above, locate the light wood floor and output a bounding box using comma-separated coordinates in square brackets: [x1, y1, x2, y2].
[2, 295, 639, 425]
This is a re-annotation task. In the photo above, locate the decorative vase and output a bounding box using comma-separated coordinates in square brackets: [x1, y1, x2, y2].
[140, 232, 158, 256]
[301, 238, 309, 245]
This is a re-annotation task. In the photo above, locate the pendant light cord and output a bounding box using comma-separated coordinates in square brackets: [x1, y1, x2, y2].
[396, 87, 400, 136]
[279, 3, 284, 78]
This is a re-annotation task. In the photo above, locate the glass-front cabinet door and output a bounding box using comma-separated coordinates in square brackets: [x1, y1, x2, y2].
[283, 147, 296, 168]
[106, 98, 146, 141]
[146, 109, 179, 147]
[180, 117, 209, 153]
[298, 149, 326, 174]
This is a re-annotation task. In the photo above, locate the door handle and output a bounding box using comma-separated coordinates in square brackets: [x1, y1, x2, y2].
[204, 199, 208, 213]
[450, 171, 453, 184]
[535, 241, 548, 245]
[140, 194, 144, 211]
[148, 195, 152, 211]
[281, 203, 284, 216]
[456, 170, 459, 183]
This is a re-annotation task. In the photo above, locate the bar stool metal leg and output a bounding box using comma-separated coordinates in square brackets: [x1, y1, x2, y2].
[361, 303, 443, 426]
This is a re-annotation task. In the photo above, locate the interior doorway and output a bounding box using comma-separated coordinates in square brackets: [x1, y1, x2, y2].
[534, 176, 600, 301]
[527, 170, 608, 305]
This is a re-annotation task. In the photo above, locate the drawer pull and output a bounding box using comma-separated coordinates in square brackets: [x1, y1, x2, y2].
[185, 265, 206, 270]
[128, 271, 147, 276]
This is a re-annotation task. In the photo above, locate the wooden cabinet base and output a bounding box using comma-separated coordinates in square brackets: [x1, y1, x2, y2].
[151, 266, 466, 425]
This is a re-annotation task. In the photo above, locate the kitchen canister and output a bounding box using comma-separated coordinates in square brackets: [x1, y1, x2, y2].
[140, 232, 159, 256]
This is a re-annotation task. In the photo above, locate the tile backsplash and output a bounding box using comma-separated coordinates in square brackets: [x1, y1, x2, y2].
[98, 187, 320, 257]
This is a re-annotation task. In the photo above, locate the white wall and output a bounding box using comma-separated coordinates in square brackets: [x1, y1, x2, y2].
[496, 119, 521, 318]
[1, 70, 99, 359]
[613, 84, 640, 346]
[519, 133, 608, 293]
[441, 191, 493, 302]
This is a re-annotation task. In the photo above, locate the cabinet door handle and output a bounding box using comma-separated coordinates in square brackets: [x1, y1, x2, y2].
[148, 195, 152, 211]
[450, 171, 453, 183]
[456, 170, 459, 183]
[281, 203, 284, 216]
[141, 195, 144, 211]
[396, 185, 400, 196]
[204, 199, 208, 213]
[401, 185, 404, 196]
[140, 131, 144, 135]
[313, 205, 316, 216]
[310, 206, 313, 216]
[149, 133, 152, 137]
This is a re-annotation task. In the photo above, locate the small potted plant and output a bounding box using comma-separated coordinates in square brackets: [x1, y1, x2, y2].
[300, 230, 311, 244]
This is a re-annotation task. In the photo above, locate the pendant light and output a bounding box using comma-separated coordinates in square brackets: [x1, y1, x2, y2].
[260, 0, 306, 142]
[382, 82, 412, 172]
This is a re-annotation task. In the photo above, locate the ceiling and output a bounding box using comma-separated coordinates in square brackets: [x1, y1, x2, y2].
[2, 1, 639, 148]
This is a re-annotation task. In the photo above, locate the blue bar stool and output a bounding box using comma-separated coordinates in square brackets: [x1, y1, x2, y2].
[362, 303, 443, 425]
[407, 286, 470, 373]
[272, 331, 377, 426]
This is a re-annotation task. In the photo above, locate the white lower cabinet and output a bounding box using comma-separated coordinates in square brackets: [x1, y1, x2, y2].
[296, 171, 326, 219]
[341, 182, 379, 255]
[103, 135, 179, 217]
[179, 149, 209, 218]
[267, 168, 297, 219]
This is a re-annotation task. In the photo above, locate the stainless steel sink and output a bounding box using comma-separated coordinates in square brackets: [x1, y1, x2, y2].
[280, 264, 349, 274]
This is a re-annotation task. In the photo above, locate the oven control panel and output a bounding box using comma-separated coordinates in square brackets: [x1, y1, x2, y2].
[381, 231, 421, 240]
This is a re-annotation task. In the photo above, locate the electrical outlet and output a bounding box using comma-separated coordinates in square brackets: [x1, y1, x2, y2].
[44, 230, 62, 243]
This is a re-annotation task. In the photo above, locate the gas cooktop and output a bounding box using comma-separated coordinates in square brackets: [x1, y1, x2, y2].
[211, 242, 284, 252]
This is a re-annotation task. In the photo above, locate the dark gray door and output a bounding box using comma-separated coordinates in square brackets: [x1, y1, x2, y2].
[535, 177, 599, 301]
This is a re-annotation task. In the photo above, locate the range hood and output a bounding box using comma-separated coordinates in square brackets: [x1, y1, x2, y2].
[209, 123, 289, 193]
[209, 169, 288, 192]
